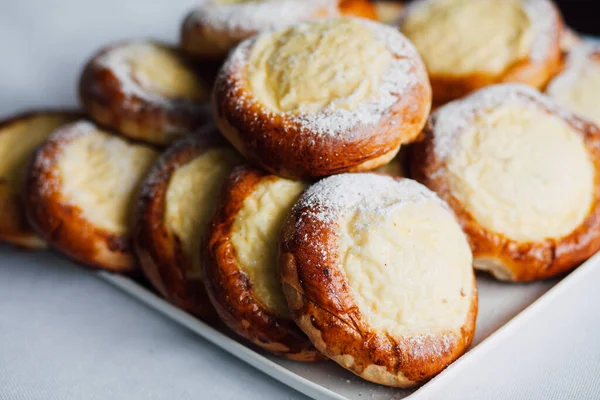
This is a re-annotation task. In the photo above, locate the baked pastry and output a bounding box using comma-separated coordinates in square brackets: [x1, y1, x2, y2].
[375, 1, 405, 25]
[279, 173, 477, 387]
[134, 127, 241, 319]
[411, 84, 600, 282]
[79, 41, 211, 146]
[204, 165, 320, 360]
[180, 0, 376, 62]
[25, 121, 158, 272]
[560, 27, 582, 55]
[213, 18, 431, 179]
[547, 43, 600, 125]
[375, 146, 408, 177]
[0, 111, 78, 249]
[399, 0, 563, 104]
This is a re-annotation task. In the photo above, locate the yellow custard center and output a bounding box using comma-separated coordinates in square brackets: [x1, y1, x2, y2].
[248, 19, 392, 113]
[165, 148, 241, 278]
[402, 0, 533, 76]
[230, 178, 307, 317]
[446, 105, 594, 242]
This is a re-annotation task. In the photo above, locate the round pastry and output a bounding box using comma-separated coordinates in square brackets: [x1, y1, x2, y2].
[204, 165, 321, 360]
[375, 1, 405, 25]
[180, 0, 376, 62]
[411, 84, 600, 282]
[279, 173, 477, 387]
[134, 127, 242, 319]
[79, 41, 211, 146]
[213, 18, 431, 179]
[547, 43, 600, 125]
[375, 146, 408, 177]
[560, 27, 582, 55]
[399, 0, 563, 104]
[25, 121, 159, 272]
[0, 111, 79, 249]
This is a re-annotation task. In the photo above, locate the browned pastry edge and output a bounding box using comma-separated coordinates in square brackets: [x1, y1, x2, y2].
[212, 38, 431, 179]
[410, 90, 600, 282]
[203, 165, 323, 360]
[180, 0, 377, 62]
[79, 41, 212, 147]
[404, 1, 564, 106]
[0, 110, 82, 249]
[133, 128, 231, 321]
[24, 121, 150, 272]
[278, 177, 477, 386]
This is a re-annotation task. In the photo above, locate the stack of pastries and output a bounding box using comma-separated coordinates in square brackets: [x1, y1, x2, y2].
[3, 0, 600, 389]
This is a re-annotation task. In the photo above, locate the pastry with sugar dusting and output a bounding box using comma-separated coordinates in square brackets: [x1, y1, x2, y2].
[79, 41, 211, 146]
[24, 121, 159, 272]
[212, 18, 431, 179]
[134, 125, 242, 320]
[547, 43, 600, 126]
[180, 0, 376, 62]
[279, 173, 477, 387]
[411, 84, 600, 282]
[204, 165, 321, 360]
[375, 0, 405, 25]
[399, 0, 564, 104]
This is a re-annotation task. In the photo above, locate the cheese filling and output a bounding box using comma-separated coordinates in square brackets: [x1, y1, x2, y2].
[248, 19, 392, 113]
[59, 130, 158, 234]
[446, 105, 594, 242]
[230, 178, 307, 317]
[165, 148, 241, 278]
[339, 199, 473, 334]
[402, 0, 533, 76]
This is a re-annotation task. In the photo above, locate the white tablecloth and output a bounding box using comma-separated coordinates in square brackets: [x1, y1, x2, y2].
[1, 1, 599, 399]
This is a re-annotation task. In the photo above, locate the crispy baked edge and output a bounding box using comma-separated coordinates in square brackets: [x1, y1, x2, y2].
[203, 165, 323, 360]
[410, 90, 600, 282]
[278, 179, 477, 386]
[133, 128, 231, 320]
[79, 41, 212, 147]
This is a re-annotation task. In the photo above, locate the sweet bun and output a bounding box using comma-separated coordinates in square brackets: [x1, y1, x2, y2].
[279, 173, 477, 387]
[79, 41, 211, 146]
[560, 27, 582, 55]
[134, 126, 242, 319]
[411, 84, 600, 282]
[0, 111, 79, 249]
[547, 43, 600, 125]
[204, 165, 320, 360]
[375, 146, 408, 177]
[375, 1, 405, 25]
[180, 0, 376, 62]
[399, 0, 563, 104]
[213, 18, 431, 179]
[25, 121, 158, 272]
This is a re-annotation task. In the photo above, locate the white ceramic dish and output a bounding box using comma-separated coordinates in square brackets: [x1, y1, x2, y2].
[96, 250, 600, 399]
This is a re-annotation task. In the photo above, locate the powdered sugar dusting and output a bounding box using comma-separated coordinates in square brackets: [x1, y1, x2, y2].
[431, 84, 586, 160]
[218, 18, 426, 138]
[547, 42, 600, 98]
[187, 0, 337, 36]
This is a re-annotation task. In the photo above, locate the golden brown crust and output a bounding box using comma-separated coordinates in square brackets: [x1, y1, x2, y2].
[212, 21, 431, 179]
[410, 89, 600, 282]
[203, 165, 322, 360]
[24, 121, 153, 272]
[0, 110, 81, 249]
[278, 176, 477, 386]
[180, 0, 376, 62]
[79, 41, 212, 146]
[402, 0, 564, 106]
[134, 128, 231, 320]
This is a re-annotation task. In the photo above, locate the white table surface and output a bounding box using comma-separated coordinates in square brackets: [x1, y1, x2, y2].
[1, 1, 599, 399]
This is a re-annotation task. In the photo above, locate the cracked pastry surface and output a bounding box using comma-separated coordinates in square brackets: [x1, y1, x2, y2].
[411, 84, 600, 281]
[25, 121, 158, 272]
[204, 166, 321, 360]
[134, 127, 242, 319]
[212, 18, 431, 179]
[79, 41, 211, 146]
[279, 173, 476, 387]
[0, 111, 78, 249]
[180, 0, 376, 61]
[399, 0, 563, 104]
